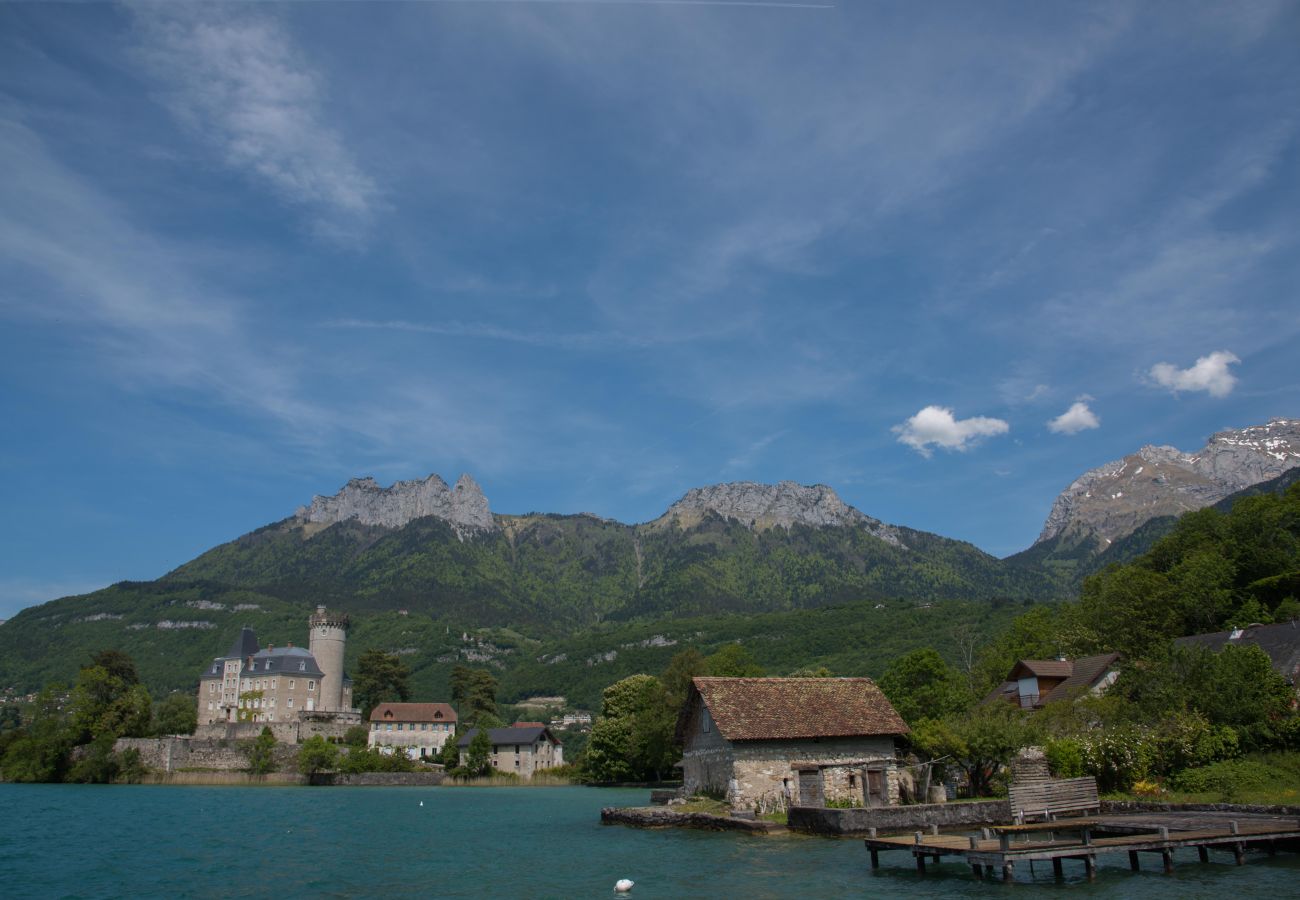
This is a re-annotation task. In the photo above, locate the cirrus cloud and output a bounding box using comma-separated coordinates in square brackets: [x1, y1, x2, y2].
[1048, 399, 1100, 435]
[893, 405, 1010, 457]
[1149, 350, 1240, 398]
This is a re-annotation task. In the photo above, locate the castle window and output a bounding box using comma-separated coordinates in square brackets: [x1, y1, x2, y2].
[289, 680, 295, 690]
[299, 662, 306, 672]
[287, 698, 293, 708]
[308, 680, 315, 691]
[373, 723, 379, 731]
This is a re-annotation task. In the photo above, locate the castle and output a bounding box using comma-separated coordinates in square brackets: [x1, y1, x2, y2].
[196, 606, 361, 740]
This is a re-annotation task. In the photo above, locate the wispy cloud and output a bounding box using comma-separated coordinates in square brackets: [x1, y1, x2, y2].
[1149, 350, 1240, 397]
[319, 317, 709, 350]
[1047, 398, 1100, 435]
[893, 406, 1010, 457]
[131, 5, 379, 242]
[0, 577, 109, 620]
[722, 430, 787, 474]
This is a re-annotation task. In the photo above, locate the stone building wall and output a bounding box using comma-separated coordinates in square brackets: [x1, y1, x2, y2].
[679, 698, 735, 798]
[731, 736, 898, 812]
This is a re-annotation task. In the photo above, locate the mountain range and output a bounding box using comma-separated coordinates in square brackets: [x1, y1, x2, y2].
[1, 417, 1296, 703]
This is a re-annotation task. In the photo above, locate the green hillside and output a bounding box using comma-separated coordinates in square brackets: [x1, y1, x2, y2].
[0, 510, 1058, 698]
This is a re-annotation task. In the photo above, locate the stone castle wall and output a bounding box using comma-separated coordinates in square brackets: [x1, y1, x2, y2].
[115, 737, 298, 773]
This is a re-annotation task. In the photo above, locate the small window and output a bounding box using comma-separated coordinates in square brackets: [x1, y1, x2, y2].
[308, 680, 315, 691]
[373, 722, 379, 731]
[299, 662, 306, 672]
[287, 698, 293, 708]
[289, 680, 295, 690]
[701, 707, 712, 733]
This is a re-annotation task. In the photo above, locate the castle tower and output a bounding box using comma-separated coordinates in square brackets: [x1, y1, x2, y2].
[308, 605, 349, 711]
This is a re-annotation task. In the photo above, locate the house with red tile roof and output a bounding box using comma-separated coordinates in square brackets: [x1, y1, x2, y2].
[368, 702, 458, 760]
[676, 677, 909, 812]
[984, 653, 1121, 710]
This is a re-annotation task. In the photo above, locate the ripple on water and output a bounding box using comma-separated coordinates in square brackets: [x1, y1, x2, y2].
[2, 784, 1299, 899]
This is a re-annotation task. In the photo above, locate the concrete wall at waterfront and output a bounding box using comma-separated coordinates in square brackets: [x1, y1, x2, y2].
[788, 799, 1010, 835]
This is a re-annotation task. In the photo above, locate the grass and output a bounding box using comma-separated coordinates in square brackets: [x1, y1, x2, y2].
[1106, 752, 1300, 807]
[674, 797, 731, 815]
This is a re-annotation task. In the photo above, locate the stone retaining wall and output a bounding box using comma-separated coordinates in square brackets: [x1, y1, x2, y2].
[310, 772, 446, 787]
[601, 806, 781, 834]
[788, 799, 1011, 836]
[115, 737, 298, 773]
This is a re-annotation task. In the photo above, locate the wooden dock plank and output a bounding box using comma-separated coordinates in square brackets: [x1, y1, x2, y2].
[863, 810, 1300, 879]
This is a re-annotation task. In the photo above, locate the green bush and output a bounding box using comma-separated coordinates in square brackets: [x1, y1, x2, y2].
[1079, 727, 1153, 793]
[1169, 759, 1275, 801]
[1044, 738, 1083, 778]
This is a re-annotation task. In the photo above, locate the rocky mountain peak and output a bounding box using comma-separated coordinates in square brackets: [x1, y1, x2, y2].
[1036, 418, 1300, 547]
[296, 472, 496, 537]
[656, 480, 904, 546]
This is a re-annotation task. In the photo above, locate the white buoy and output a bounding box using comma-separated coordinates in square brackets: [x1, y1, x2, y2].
[614, 879, 634, 893]
[419, 801, 424, 807]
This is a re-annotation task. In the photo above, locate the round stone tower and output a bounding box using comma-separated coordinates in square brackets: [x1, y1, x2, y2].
[308, 605, 349, 711]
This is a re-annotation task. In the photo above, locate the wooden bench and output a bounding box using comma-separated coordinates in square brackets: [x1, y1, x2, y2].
[990, 818, 1100, 851]
[1008, 776, 1099, 823]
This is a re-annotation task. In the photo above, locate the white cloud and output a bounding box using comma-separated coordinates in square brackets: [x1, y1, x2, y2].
[892, 406, 1010, 457]
[1149, 350, 1240, 397]
[132, 5, 378, 241]
[1048, 399, 1100, 435]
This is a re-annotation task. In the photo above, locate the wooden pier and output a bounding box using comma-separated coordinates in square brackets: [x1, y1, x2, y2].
[863, 811, 1300, 882]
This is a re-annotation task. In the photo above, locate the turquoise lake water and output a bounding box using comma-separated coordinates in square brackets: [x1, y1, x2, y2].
[3, 784, 1299, 898]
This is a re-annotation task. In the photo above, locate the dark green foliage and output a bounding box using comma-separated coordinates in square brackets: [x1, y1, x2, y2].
[338, 746, 415, 773]
[343, 725, 369, 748]
[463, 728, 492, 776]
[660, 648, 708, 711]
[704, 644, 764, 677]
[583, 674, 677, 782]
[0, 687, 75, 783]
[1076, 483, 1300, 655]
[295, 734, 338, 775]
[246, 726, 278, 775]
[353, 649, 412, 718]
[67, 735, 121, 784]
[437, 729, 464, 768]
[1116, 644, 1294, 751]
[910, 703, 1039, 796]
[450, 666, 498, 725]
[152, 693, 197, 736]
[878, 648, 972, 725]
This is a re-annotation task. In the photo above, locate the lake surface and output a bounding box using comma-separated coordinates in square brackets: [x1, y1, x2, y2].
[3, 784, 1299, 898]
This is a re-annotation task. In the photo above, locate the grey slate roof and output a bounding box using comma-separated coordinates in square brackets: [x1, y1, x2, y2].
[200, 642, 325, 679]
[456, 726, 560, 748]
[245, 646, 324, 678]
[227, 626, 259, 659]
[1177, 621, 1300, 683]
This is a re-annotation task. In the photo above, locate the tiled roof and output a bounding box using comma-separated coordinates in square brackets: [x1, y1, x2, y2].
[1009, 659, 1073, 679]
[370, 702, 457, 723]
[1040, 653, 1121, 703]
[689, 677, 909, 741]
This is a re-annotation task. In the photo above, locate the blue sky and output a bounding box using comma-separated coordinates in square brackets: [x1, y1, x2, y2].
[2, 1, 1298, 619]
